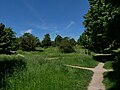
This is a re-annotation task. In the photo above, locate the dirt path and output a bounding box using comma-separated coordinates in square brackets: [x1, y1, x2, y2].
[64, 63, 113, 90]
[88, 63, 105, 90]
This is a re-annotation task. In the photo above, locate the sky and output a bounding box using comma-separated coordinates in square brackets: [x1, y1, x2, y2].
[0, 0, 89, 41]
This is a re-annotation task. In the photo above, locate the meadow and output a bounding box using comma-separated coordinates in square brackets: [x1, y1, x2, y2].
[0, 46, 98, 90]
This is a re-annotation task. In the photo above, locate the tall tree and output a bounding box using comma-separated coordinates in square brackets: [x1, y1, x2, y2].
[83, 0, 120, 53]
[20, 33, 39, 51]
[69, 38, 76, 46]
[0, 23, 16, 54]
[42, 34, 51, 48]
[77, 32, 91, 47]
[54, 35, 63, 46]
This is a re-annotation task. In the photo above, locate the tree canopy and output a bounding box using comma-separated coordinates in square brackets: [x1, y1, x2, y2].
[20, 33, 39, 51]
[54, 35, 63, 46]
[58, 39, 75, 53]
[82, 0, 120, 53]
[0, 23, 16, 54]
[41, 34, 51, 48]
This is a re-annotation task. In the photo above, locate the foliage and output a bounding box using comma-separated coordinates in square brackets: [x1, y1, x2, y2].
[12, 38, 21, 51]
[0, 47, 98, 90]
[0, 23, 16, 54]
[0, 55, 25, 89]
[77, 32, 92, 48]
[103, 52, 120, 90]
[19, 33, 39, 51]
[69, 38, 76, 46]
[3, 58, 93, 90]
[16, 46, 98, 68]
[83, 0, 120, 53]
[54, 35, 63, 46]
[51, 41, 56, 47]
[58, 39, 75, 53]
[41, 34, 51, 48]
[104, 61, 113, 69]
[83, 1, 120, 89]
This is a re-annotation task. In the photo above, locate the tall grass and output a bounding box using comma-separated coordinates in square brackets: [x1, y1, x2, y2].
[17, 47, 98, 68]
[4, 57, 93, 90]
[0, 47, 97, 90]
[0, 55, 25, 90]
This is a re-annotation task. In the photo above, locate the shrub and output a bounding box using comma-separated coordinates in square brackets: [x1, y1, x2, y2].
[20, 33, 39, 51]
[41, 34, 51, 48]
[58, 39, 75, 53]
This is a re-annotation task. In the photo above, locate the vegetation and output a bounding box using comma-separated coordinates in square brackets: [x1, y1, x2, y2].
[58, 39, 75, 53]
[81, 0, 120, 53]
[54, 35, 63, 46]
[0, 23, 16, 54]
[81, 0, 120, 89]
[69, 38, 76, 46]
[0, 0, 120, 89]
[19, 33, 40, 51]
[0, 47, 98, 90]
[41, 34, 51, 48]
[104, 61, 113, 69]
[103, 50, 120, 90]
[77, 32, 92, 49]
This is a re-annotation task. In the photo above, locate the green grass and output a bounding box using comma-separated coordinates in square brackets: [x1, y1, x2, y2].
[103, 72, 115, 90]
[104, 61, 114, 69]
[0, 47, 98, 90]
[4, 58, 93, 90]
[17, 47, 98, 68]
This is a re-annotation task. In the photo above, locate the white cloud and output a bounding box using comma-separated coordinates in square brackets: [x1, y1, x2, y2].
[29, 23, 58, 31]
[63, 21, 75, 30]
[21, 29, 33, 35]
[25, 29, 33, 33]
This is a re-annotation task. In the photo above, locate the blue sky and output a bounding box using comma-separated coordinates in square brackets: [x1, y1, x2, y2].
[0, 0, 89, 41]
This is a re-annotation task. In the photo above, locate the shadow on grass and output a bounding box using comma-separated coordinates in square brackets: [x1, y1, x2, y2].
[33, 49, 44, 52]
[22, 49, 44, 52]
[104, 53, 120, 90]
[93, 54, 115, 63]
[0, 50, 16, 55]
[0, 57, 26, 89]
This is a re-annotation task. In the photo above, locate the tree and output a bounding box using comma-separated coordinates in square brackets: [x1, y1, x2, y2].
[12, 37, 21, 51]
[51, 41, 56, 47]
[69, 38, 76, 46]
[77, 32, 91, 47]
[0, 23, 16, 54]
[83, 0, 120, 53]
[20, 33, 39, 51]
[54, 35, 63, 46]
[41, 34, 51, 48]
[58, 39, 75, 53]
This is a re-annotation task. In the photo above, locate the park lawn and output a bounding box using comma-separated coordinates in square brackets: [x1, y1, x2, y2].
[17, 46, 98, 68]
[104, 61, 114, 69]
[0, 47, 98, 90]
[103, 72, 116, 90]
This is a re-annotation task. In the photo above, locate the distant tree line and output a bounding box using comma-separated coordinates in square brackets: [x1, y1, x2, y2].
[0, 23, 79, 53]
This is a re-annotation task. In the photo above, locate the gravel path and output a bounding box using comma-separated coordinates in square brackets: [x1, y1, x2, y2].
[64, 63, 113, 90]
[88, 63, 105, 90]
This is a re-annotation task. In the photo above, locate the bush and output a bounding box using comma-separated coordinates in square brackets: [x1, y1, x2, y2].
[41, 34, 51, 48]
[20, 33, 39, 51]
[58, 39, 75, 53]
